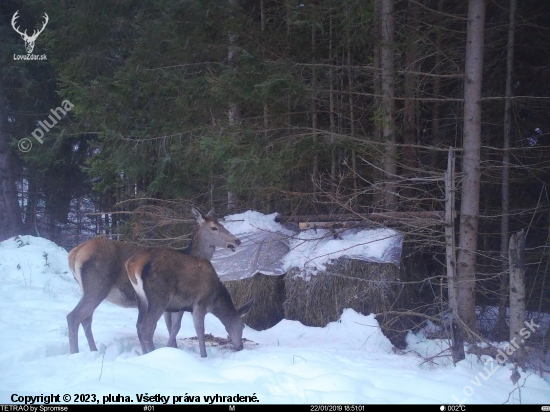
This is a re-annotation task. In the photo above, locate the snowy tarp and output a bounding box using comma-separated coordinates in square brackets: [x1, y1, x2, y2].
[211, 210, 403, 281]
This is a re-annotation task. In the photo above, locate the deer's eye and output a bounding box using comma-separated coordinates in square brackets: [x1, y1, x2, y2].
[212, 226, 219, 231]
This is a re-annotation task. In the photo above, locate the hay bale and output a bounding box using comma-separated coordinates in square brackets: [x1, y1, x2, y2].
[225, 273, 285, 331]
[283, 257, 415, 348]
[283, 258, 398, 326]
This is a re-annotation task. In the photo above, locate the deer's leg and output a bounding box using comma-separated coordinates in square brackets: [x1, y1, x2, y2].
[136, 302, 166, 354]
[192, 305, 207, 358]
[166, 311, 183, 348]
[136, 301, 149, 354]
[81, 313, 97, 352]
[164, 312, 172, 335]
[67, 290, 108, 354]
[135, 297, 153, 354]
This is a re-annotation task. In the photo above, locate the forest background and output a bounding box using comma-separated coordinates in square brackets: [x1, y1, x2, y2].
[1, 0, 550, 354]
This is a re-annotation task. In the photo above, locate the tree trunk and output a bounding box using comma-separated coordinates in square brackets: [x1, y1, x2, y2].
[260, 0, 265, 31]
[347, 45, 357, 207]
[543, 310, 550, 360]
[329, 11, 336, 182]
[402, 0, 419, 204]
[445, 147, 465, 363]
[0, 89, 23, 242]
[431, 0, 445, 169]
[97, 195, 104, 235]
[75, 197, 81, 245]
[380, 0, 396, 211]
[498, 0, 516, 340]
[509, 229, 526, 368]
[227, 0, 242, 213]
[372, 0, 382, 204]
[286, 1, 292, 127]
[24, 169, 40, 236]
[261, 0, 268, 139]
[311, 22, 318, 189]
[456, 0, 486, 333]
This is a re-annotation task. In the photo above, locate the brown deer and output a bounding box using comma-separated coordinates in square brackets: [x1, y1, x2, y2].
[66, 207, 240, 354]
[126, 248, 253, 357]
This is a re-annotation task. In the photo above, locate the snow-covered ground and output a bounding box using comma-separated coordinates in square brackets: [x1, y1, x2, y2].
[1, 235, 549, 405]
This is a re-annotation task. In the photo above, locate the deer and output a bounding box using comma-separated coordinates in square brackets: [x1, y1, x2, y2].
[66, 207, 240, 354]
[11, 11, 49, 54]
[126, 247, 253, 357]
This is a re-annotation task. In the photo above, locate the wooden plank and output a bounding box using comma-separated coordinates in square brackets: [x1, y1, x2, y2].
[278, 211, 444, 224]
[369, 211, 444, 221]
[298, 221, 372, 230]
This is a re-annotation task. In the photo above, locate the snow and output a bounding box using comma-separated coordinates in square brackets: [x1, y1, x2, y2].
[281, 227, 402, 272]
[1, 235, 549, 405]
[213, 211, 403, 280]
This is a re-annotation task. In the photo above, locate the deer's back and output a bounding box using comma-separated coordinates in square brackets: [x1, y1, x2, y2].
[127, 248, 221, 312]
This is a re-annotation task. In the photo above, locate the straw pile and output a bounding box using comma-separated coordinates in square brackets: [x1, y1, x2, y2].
[283, 257, 417, 348]
[224, 273, 286, 331]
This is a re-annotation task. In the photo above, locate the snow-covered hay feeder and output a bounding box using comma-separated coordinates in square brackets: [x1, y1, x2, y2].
[212, 211, 414, 345]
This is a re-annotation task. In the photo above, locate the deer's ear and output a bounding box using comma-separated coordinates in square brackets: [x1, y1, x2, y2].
[237, 299, 253, 317]
[191, 207, 205, 224]
[206, 208, 216, 219]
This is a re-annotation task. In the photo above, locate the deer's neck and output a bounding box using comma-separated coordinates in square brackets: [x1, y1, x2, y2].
[212, 285, 237, 323]
[186, 231, 215, 261]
